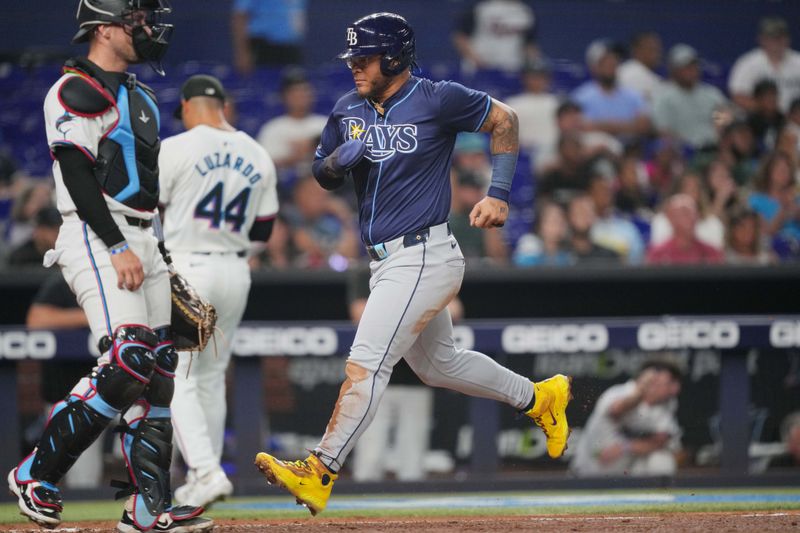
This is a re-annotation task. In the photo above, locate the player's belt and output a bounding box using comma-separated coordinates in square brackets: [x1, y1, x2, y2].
[124, 216, 153, 229]
[192, 250, 247, 258]
[365, 222, 451, 262]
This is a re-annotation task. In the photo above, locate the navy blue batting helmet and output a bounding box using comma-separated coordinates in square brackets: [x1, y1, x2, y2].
[338, 12, 416, 76]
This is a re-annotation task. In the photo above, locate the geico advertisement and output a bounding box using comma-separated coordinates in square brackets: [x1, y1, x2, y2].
[769, 321, 800, 348]
[636, 321, 739, 350]
[0, 331, 57, 359]
[502, 324, 609, 353]
[232, 325, 474, 357]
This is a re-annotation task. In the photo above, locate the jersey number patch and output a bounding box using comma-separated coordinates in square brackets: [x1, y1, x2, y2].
[194, 182, 251, 232]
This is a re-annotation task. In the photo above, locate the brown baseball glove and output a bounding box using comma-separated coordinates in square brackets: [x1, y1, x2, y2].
[169, 265, 217, 352]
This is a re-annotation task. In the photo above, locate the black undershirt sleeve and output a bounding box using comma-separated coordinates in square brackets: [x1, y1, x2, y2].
[248, 218, 274, 242]
[55, 146, 126, 249]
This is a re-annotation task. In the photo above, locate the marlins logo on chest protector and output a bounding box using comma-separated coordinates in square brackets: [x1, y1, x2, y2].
[341, 117, 417, 162]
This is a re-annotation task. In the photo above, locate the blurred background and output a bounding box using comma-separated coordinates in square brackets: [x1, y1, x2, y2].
[1, 0, 799, 496]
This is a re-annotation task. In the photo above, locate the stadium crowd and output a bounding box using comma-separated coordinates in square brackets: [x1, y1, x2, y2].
[1, 11, 799, 272]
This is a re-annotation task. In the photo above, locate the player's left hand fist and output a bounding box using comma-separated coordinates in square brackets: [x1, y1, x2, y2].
[469, 196, 508, 229]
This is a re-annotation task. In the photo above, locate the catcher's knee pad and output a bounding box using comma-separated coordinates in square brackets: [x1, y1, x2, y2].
[145, 327, 178, 408]
[95, 326, 157, 411]
[116, 416, 173, 529]
[21, 399, 113, 484]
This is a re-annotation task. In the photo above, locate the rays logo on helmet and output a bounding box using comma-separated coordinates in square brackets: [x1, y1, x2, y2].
[342, 117, 418, 162]
[346, 28, 358, 46]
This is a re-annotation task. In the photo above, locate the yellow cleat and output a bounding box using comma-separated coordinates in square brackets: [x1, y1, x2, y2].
[524, 374, 572, 458]
[254, 452, 337, 516]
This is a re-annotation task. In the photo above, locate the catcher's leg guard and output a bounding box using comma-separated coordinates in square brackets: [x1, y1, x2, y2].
[116, 327, 198, 531]
[16, 326, 157, 486]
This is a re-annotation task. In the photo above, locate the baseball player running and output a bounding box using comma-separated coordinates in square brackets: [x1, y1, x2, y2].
[159, 75, 279, 508]
[255, 12, 572, 515]
[7, 1, 212, 531]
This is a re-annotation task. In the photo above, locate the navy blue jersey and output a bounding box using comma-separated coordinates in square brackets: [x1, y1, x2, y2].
[315, 76, 491, 245]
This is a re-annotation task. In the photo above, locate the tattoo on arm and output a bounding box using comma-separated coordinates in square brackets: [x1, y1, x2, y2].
[479, 99, 519, 154]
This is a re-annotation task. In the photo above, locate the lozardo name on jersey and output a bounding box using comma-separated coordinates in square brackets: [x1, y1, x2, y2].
[342, 117, 418, 162]
[194, 151, 264, 184]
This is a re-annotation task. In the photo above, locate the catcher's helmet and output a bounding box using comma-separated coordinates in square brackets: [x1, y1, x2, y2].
[72, 0, 173, 74]
[338, 12, 416, 76]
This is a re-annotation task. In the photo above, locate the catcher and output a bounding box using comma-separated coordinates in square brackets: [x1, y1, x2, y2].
[158, 74, 279, 509]
[7, 1, 213, 531]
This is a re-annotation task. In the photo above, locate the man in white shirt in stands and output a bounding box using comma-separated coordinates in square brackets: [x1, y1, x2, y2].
[729, 16, 800, 113]
[256, 68, 326, 177]
[618, 31, 664, 106]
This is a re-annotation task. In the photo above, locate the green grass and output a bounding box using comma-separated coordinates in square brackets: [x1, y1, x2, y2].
[2, 488, 799, 525]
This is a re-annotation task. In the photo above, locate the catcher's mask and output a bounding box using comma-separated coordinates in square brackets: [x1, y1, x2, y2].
[338, 12, 417, 77]
[72, 0, 173, 76]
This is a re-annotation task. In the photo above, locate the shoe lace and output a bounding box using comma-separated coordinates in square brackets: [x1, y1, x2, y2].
[285, 459, 313, 472]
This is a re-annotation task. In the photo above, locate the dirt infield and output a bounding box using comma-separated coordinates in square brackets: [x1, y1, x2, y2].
[1, 512, 799, 532]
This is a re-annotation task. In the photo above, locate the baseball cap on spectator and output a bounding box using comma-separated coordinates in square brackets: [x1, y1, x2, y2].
[523, 57, 551, 75]
[759, 16, 789, 37]
[35, 206, 62, 228]
[667, 44, 699, 69]
[456, 169, 486, 189]
[454, 133, 488, 154]
[173, 74, 227, 119]
[585, 39, 616, 68]
[556, 100, 582, 118]
[279, 67, 311, 93]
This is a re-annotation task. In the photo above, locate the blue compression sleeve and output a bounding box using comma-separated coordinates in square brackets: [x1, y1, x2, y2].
[487, 152, 517, 203]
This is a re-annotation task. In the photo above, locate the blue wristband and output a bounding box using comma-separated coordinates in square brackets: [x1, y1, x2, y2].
[110, 242, 129, 255]
[489, 152, 517, 200]
[487, 185, 510, 203]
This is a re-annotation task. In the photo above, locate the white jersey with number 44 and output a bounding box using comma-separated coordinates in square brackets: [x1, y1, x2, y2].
[159, 125, 279, 253]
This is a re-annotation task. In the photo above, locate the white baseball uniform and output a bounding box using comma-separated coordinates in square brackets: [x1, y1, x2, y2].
[43, 72, 170, 362]
[159, 124, 278, 479]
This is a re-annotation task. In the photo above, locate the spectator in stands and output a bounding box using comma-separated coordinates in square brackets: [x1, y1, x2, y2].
[26, 272, 101, 488]
[565, 194, 621, 265]
[785, 97, 800, 154]
[537, 133, 596, 205]
[588, 172, 646, 264]
[705, 159, 741, 222]
[652, 44, 728, 151]
[769, 411, 800, 468]
[713, 119, 760, 186]
[452, 0, 538, 74]
[7, 206, 61, 267]
[747, 79, 785, 153]
[724, 207, 773, 265]
[646, 193, 724, 265]
[452, 133, 492, 186]
[535, 101, 623, 174]
[748, 151, 800, 258]
[285, 175, 359, 269]
[728, 16, 800, 113]
[231, 0, 307, 73]
[644, 138, 686, 200]
[570, 359, 683, 477]
[0, 148, 17, 256]
[617, 152, 658, 216]
[7, 181, 52, 249]
[650, 172, 724, 250]
[506, 58, 559, 155]
[571, 39, 650, 142]
[449, 169, 508, 264]
[618, 31, 664, 105]
[256, 68, 327, 194]
[513, 202, 572, 267]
